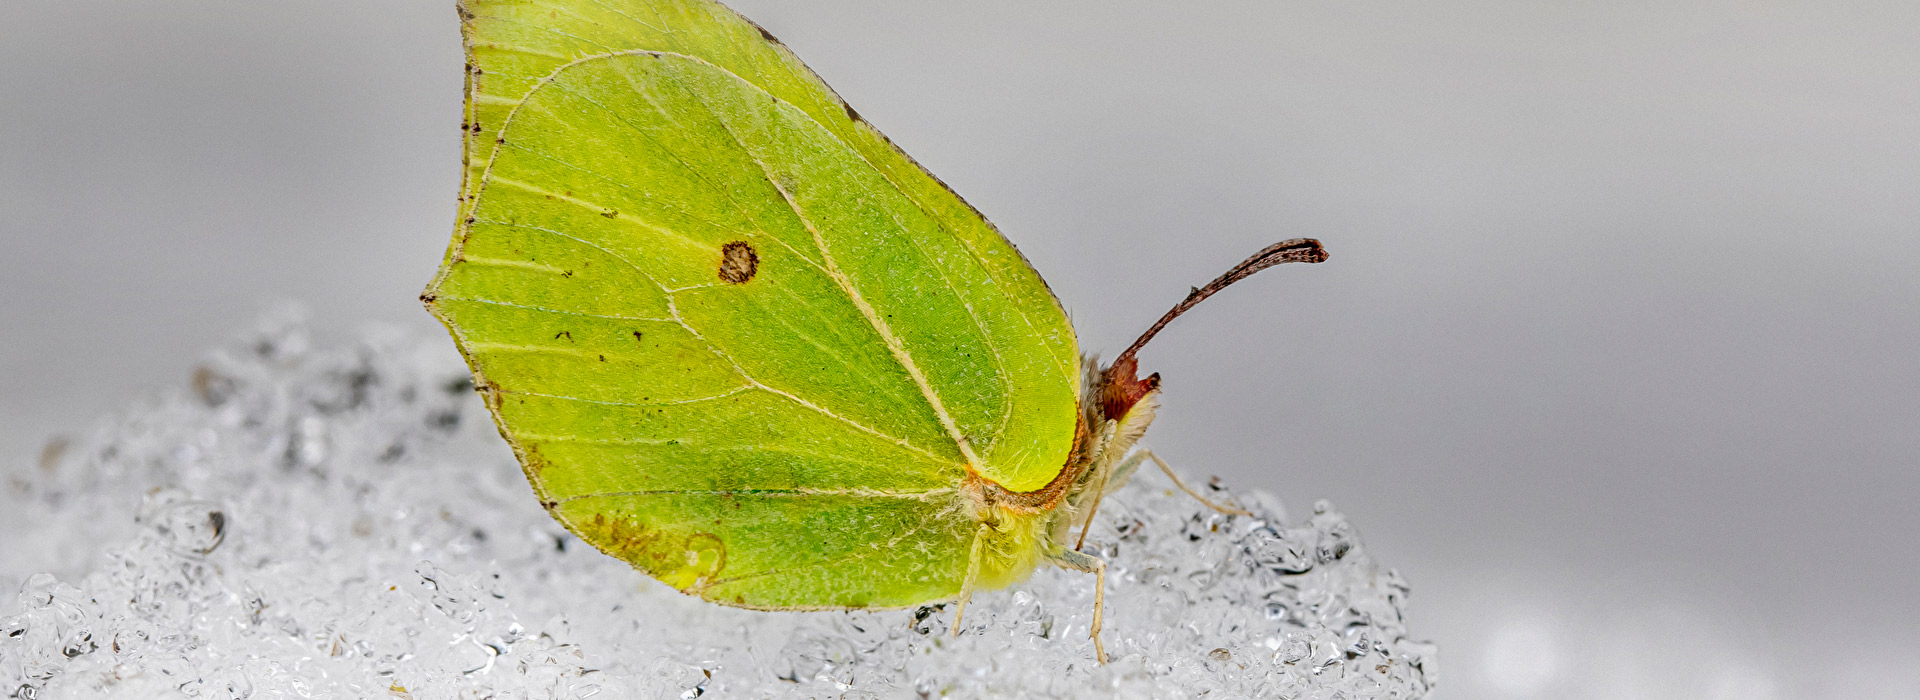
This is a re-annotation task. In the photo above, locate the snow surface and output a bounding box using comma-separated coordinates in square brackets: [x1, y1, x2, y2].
[1, 312, 1435, 698]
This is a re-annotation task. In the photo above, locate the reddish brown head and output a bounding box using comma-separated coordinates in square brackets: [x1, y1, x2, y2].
[1099, 356, 1161, 421]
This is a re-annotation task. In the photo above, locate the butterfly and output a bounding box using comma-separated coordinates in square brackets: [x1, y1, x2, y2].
[422, 0, 1325, 663]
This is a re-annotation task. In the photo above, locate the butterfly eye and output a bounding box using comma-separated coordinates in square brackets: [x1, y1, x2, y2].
[718, 241, 759, 284]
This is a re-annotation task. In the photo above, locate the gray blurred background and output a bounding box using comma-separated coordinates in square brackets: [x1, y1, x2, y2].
[3, 1, 1915, 697]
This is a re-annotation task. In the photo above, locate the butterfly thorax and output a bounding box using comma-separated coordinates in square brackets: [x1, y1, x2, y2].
[959, 355, 1161, 591]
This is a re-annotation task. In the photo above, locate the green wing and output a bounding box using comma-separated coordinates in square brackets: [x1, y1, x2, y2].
[425, 0, 1079, 608]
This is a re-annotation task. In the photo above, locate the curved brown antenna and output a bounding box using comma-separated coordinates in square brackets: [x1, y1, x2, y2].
[1111, 238, 1328, 369]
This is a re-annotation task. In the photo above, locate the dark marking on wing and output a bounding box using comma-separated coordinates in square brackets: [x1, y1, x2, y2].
[585, 513, 670, 571]
[718, 241, 759, 284]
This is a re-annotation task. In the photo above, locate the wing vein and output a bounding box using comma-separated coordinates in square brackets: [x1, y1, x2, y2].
[790, 98, 1076, 384]
[671, 65, 986, 471]
[472, 16, 620, 56]
[468, 42, 571, 61]
[484, 175, 706, 250]
[553, 487, 952, 505]
[700, 511, 952, 590]
[576, 0, 668, 34]
[436, 296, 673, 323]
[536, 75, 830, 272]
[462, 48, 958, 475]
[459, 255, 566, 274]
[501, 386, 750, 407]
[470, 217, 654, 279]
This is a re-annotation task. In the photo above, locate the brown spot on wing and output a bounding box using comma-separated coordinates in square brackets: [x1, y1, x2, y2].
[718, 241, 759, 283]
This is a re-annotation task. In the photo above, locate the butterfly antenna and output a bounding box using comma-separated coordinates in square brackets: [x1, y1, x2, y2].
[1111, 238, 1328, 369]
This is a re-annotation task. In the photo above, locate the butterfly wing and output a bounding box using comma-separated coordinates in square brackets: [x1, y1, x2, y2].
[426, 1, 1079, 608]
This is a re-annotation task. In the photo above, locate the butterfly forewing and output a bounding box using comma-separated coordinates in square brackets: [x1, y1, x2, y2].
[428, 0, 1082, 608]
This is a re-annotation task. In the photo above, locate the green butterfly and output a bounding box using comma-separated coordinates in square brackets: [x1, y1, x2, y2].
[422, 0, 1325, 662]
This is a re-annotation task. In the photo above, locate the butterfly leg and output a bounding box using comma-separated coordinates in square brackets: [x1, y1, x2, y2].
[1050, 548, 1109, 664]
[1141, 449, 1251, 517]
[1102, 450, 1149, 496]
[951, 521, 989, 637]
[1073, 456, 1116, 551]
